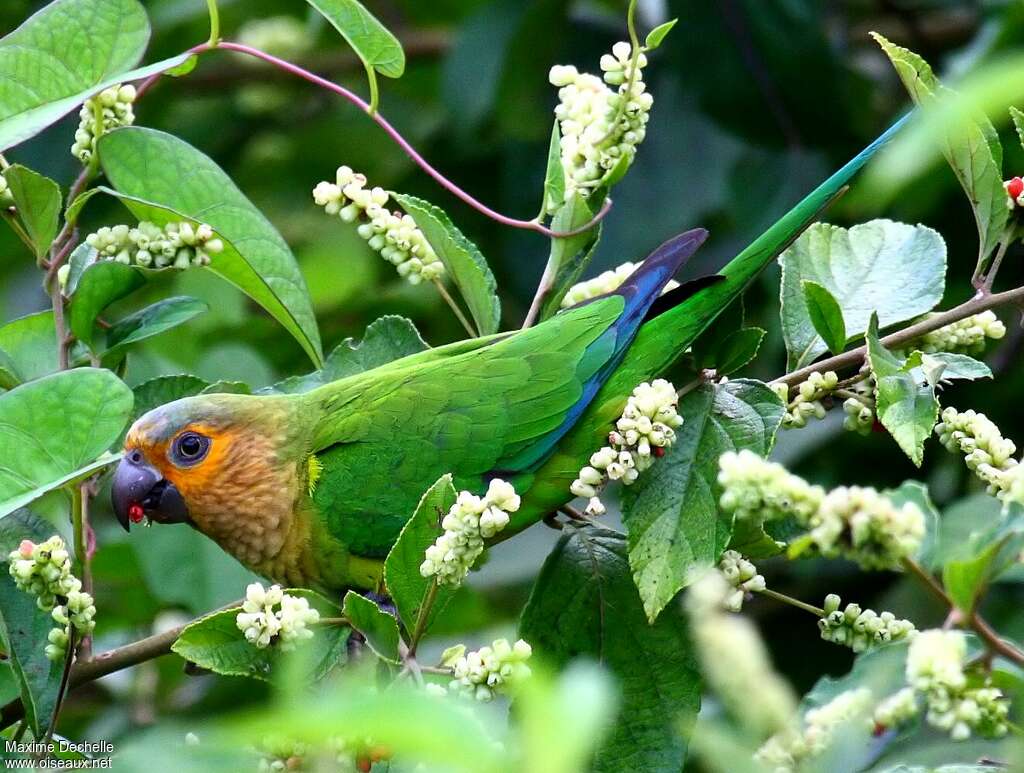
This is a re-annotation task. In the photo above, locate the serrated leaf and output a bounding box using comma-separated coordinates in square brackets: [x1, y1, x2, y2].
[915, 352, 992, 386]
[131, 375, 209, 421]
[621, 379, 785, 621]
[342, 591, 400, 663]
[0, 349, 19, 391]
[941, 503, 1024, 614]
[537, 194, 602, 320]
[714, 327, 766, 376]
[394, 194, 500, 336]
[0, 369, 130, 518]
[305, 0, 405, 78]
[202, 380, 251, 395]
[541, 119, 566, 215]
[3, 166, 61, 258]
[266, 316, 427, 395]
[0, 311, 58, 383]
[519, 523, 700, 773]
[645, 19, 678, 50]
[98, 128, 323, 366]
[801, 280, 846, 355]
[1011, 106, 1024, 153]
[873, 34, 1008, 267]
[780, 220, 946, 369]
[103, 296, 208, 359]
[866, 314, 938, 466]
[171, 590, 348, 681]
[0, 0, 176, 152]
[384, 475, 457, 637]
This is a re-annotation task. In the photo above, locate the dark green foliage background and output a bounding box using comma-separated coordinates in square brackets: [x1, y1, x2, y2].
[2, 0, 1024, 766]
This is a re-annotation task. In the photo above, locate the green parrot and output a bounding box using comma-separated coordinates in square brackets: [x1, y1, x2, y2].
[111, 120, 904, 595]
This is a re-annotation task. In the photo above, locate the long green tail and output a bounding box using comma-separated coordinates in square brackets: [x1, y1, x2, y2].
[507, 116, 909, 533]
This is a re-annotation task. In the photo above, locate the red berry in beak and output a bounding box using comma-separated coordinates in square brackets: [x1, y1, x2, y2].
[1006, 177, 1024, 199]
[128, 503, 145, 524]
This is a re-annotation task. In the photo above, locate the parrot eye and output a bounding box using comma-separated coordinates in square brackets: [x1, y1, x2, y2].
[171, 432, 210, 466]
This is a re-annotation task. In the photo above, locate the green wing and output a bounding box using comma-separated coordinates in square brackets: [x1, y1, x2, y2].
[303, 298, 623, 556]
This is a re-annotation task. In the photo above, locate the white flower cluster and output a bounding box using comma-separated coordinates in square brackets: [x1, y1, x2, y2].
[935, 407, 1019, 499]
[755, 688, 873, 773]
[718, 449, 824, 525]
[872, 687, 918, 731]
[903, 630, 1008, 740]
[235, 583, 320, 651]
[8, 536, 95, 661]
[313, 166, 445, 285]
[86, 221, 224, 269]
[571, 379, 682, 516]
[809, 486, 925, 570]
[718, 550, 765, 612]
[772, 371, 838, 429]
[818, 594, 915, 653]
[916, 311, 1005, 355]
[842, 377, 876, 436]
[560, 261, 679, 308]
[444, 638, 533, 702]
[419, 479, 520, 586]
[71, 84, 136, 164]
[548, 40, 652, 206]
[686, 572, 797, 739]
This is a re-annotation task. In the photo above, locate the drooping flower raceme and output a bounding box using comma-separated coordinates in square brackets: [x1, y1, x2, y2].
[446, 638, 533, 702]
[842, 376, 876, 436]
[313, 166, 445, 285]
[772, 371, 838, 429]
[71, 84, 136, 164]
[86, 221, 224, 269]
[935, 407, 1018, 499]
[717, 449, 824, 526]
[818, 594, 915, 653]
[8, 536, 95, 661]
[571, 379, 682, 515]
[914, 311, 1005, 355]
[548, 40, 653, 207]
[561, 261, 679, 308]
[419, 479, 520, 586]
[235, 582, 320, 651]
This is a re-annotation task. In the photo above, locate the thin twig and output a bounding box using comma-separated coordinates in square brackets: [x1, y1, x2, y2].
[432, 279, 478, 337]
[760, 588, 825, 617]
[408, 580, 439, 656]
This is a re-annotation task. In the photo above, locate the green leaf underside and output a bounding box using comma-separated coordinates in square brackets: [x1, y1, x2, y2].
[866, 313, 938, 466]
[621, 380, 785, 621]
[915, 351, 992, 386]
[98, 128, 323, 366]
[779, 220, 946, 369]
[171, 590, 348, 681]
[104, 296, 208, 357]
[519, 524, 701, 773]
[4, 166, 61, 258]
[538, 194, 602, 321]
[645, 19, 678, 50]
[0, 0, 192, 152]
[0, 369, 131, 519]
[384, 475, 458, 637]
[267, 316, 427, 395]
[801, 280, 846, 355]
[874, 34, 1009, 266]
[304, 0, 405, 78]
[394, 194, 501, 336]
[342, 591, 401, 662]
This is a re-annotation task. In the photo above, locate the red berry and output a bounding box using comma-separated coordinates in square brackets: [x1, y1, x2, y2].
[18, 539, 34, 558]
[653, 447, 665, 458]
[1006, 177, 1024, 199]
[355, 756, 371, 773]
[128, 503, 145, 524]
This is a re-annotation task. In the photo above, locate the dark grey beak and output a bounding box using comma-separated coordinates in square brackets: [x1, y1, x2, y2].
[112, 450, 190, 531]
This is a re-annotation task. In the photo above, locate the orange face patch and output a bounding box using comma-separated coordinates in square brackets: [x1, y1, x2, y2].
[126, 423, 236, 502]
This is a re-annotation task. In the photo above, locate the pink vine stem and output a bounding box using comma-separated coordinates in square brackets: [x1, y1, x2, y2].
[136, 42, 612, 240]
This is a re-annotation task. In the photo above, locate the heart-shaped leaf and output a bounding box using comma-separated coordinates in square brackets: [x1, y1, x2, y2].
[0, 0, 190, 151]
[801, 280, 846, 355]
[395, 194, 501, 336]
[3, 166, 61, 258]
[98, 128, 323, 366]
[305, 0, 405, 78]
[0, 368, 132, 518]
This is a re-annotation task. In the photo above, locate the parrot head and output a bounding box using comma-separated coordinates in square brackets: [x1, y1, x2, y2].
[112, 393, 309, 570]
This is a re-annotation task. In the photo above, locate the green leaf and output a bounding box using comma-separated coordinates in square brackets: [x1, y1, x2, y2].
[103, 296, 208, 358]
[714, 327, 766, 376]
[0, 369, 131, 518]
[645, 19, 678, 50]
[915, 352, 992, 387]
[801, 280, 846, 355]
[131, 374, 209, 421]
[202, 380, 251, 396]
[171, 590, 349, 681]
[0, 0, 190, 152]
[941, 503, 1024, 614]
[0, 311, 58, 383]
[0, 350, 19, 391]
[98, 128, 323, 366]
[393, 194, 501, 336]
[304, 0, 405, 78]
[1011, 106, 1024, 153]
[3, 166, 61, 258]
[780, 220, 946, 369]
[541, 119, 566, 215]
[873, 34, 1009, 267]
[384, 475, 458, 637]
[519, 524, 701, 773]
[866, 314, 938, 466]
[342, 591, 401, 663]
[537, 194, 602, 320]
[621, 380, 785, 621]
[266, 316, 427, 395]
[67, 260, 146, 350]
[0, 510, 66, 738]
